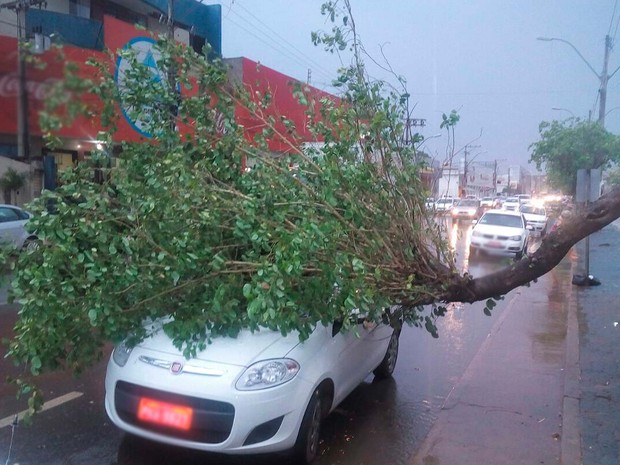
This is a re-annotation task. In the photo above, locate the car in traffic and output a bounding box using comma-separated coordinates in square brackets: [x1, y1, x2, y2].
[501, 197, 520, 211]
[451, 199, 482, 221]
[479, 197, 499, 209]
[517, 194, 532, 205]
[519, 204, 548, 236]
[105, 315, 401, 463]
[425, 197, 436, 211]
[469, 209, 532, 259]
[0, 204, 38, 251]
[434, 197, 457, 214]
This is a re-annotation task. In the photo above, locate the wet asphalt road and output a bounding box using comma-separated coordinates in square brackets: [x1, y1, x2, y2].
[0, 219, 546, 465]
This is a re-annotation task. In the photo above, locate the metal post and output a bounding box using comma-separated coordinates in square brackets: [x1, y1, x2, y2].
[585, 170, 590, 277]
[598, 35, 611, 126]
[16, 1, 30, 161]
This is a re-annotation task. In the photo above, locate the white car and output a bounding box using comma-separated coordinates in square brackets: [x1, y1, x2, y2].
[480, 197, 499, 209]
[470, 209, 532, 259]
[0, 204, 38, 250]
[501, 197, 520, 211]
[105, 316, 400, 463]
[434, 197, 457, 213]
[520, 204, 548, 236]
[451, 199, 481, 221]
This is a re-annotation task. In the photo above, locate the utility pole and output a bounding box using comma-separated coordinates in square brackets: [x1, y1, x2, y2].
[538, 34, 619, 127]
[461, 144, 480, 197]
[166, 0, 178, 134]
[1, 0, 45, 161]
[598, 35, 611, 125]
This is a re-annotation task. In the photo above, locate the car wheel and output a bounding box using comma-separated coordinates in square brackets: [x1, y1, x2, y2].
[515, 243, 526, 260]
[373, 330, 400, 379]
[23, 237, 40, 252]
[292, 389, 322, 464]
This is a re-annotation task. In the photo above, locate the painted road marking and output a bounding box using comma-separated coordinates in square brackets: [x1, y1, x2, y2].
[0, 391, 83, 429]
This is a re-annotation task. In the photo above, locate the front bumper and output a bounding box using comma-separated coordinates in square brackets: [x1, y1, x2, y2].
[470, 237, 525, 255]
[104, 355, 314, 455]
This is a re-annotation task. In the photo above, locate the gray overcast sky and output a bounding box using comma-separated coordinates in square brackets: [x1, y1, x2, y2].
[212, 1, 620, 171]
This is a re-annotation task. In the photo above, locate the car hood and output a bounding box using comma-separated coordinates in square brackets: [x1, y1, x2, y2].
[134, 324, 304, 367]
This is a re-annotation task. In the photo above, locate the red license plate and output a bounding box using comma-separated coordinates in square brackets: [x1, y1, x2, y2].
[137, 397, 193, 431]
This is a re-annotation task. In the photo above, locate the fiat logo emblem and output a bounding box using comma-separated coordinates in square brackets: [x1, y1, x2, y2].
[170, 361, 184, 375]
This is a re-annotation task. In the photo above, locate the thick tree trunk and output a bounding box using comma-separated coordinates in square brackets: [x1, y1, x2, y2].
[432, 186, 620, 304]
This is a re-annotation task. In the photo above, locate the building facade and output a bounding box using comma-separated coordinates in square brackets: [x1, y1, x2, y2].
[0, 0, 332, 205]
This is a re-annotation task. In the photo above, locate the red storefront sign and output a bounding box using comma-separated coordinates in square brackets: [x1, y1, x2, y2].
[0, 16, 335, 152]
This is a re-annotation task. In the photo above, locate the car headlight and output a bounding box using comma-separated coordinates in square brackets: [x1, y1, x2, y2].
[509, 234, 523, 241]
[112, 340, 134, 367]
[472, 230, 483, 237]
[236, 359, 300, 391]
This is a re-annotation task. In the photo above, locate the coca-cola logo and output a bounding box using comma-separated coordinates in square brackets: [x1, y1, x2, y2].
[0, 73, 59, 100]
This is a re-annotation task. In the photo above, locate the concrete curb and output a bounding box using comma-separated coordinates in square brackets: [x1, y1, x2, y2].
[561, 251, 582, 464]
[409, 255, 577, 465]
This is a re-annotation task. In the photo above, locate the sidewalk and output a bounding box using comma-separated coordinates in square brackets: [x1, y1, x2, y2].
[574, 223, 620, 465]
[410, 241, 579, 464]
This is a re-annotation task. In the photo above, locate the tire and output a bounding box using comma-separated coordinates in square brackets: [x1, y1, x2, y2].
[515, 243, 526, 260]
[373, 331, 400, 379]
[23, 237, 40, 252]
[292, 389, 322, 464]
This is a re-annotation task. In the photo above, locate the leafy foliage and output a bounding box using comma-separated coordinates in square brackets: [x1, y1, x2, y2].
[3, 4, 461, 409]
[529, 118, 620, 194]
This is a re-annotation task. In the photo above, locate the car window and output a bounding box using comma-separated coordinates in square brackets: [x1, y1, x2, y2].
[457, 200, 479, 207]
[521, 205, 545, 215]
[0, 207, 21, 223]
[479, 213, 523, 228]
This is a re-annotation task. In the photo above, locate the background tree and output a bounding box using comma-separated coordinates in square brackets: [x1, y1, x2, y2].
[4, 0, 620, 414]
[0, 167, 27, 204]
[529, 118, 620, 195]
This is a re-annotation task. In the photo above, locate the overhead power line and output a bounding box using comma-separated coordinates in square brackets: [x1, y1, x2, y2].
[220, 1, 338, 87]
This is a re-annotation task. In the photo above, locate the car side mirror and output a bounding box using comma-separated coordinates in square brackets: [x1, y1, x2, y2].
[332, 320, 343, 337]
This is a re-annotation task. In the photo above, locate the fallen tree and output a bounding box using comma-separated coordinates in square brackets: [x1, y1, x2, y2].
[3, 1, 620, 413]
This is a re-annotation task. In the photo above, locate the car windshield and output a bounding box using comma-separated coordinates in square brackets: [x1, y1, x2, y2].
[505, 197, 518, 203]
[457, 200, 479, 207]
[437, 199, 453, 204]
[479, 213, 523, 228]
[520, 205, 545, 215]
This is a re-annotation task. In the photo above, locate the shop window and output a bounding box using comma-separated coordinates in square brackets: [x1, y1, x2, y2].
[70, 0, 91, 19]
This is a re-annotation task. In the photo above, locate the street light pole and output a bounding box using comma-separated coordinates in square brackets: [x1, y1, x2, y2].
[551, 107, 575, 118]
[538, 35, 616, 126]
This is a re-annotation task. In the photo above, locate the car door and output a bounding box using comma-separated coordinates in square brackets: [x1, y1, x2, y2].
[0, 206, 28, 248]
[328, 315, 393, 406]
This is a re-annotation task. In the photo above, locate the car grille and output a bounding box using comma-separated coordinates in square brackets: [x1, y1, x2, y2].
[115, 380, 235, 443]
[481, 233, 510, 240]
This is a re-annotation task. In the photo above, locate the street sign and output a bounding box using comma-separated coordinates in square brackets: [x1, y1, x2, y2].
[576, 169, 602, 203]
